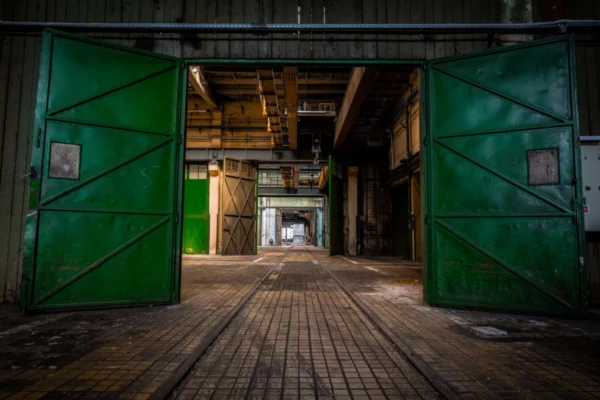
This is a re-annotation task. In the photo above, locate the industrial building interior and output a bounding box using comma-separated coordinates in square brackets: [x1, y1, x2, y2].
[181, 62, 422, 263]
[4, 24, 599, 399]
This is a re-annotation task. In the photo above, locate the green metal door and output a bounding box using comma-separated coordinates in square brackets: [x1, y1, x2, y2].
[424, 36, 586, 316]
[22, 30, 184, 311]
[328, 156, 344, 256]
[183, 164, 210, 254]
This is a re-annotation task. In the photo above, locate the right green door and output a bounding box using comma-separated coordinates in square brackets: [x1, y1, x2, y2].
[424, 36, 587, 316]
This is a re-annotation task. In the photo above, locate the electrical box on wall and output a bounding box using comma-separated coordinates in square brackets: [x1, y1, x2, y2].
[581, 145, 600, 232]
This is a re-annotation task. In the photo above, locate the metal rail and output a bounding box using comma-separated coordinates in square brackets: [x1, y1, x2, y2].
[148, 250, 289, 400]
[186, 148, 328, 164]
[2, 19, 600, 34]
[321, 261, 461, 400]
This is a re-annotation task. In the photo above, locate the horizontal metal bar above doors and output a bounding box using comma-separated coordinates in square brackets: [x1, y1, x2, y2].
[186, 148, 327, 164]
[2, 20, 600, 34]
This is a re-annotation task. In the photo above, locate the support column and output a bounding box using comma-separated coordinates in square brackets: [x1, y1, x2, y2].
[500, 0, 533, 44]
[276, 209, 282, 246]
[208, 162, 220, 255]
[347, 166, 359, 256]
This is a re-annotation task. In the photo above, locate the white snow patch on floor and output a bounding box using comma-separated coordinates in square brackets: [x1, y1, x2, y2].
[527, 319, 549, 327]
[364, 266, 387, 274]
[363, 283, 422, 305]
[446, 315, 470, 325]
[470, 326, 508, 336]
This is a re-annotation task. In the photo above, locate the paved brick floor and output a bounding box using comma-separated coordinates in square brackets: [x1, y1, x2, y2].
[174, 250, 438, 399]
[2, 247, 600, 399]
[322, 252, 600, 399]
[0, 260, 274, 399]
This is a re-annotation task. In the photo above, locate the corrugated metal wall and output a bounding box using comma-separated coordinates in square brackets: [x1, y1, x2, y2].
[1, 0, 599, 302]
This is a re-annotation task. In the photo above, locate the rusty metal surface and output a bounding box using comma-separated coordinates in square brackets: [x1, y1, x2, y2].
[48, 142, 80, 180]
[221, 158, 257, 255]
[425, 37, 585, 316]
[528, 148, 560, 185]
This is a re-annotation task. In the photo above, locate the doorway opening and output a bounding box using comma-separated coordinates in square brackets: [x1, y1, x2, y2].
[182, 37, 586, 317]
[181, 59, 425, 300]
[257, 166, 325, 249]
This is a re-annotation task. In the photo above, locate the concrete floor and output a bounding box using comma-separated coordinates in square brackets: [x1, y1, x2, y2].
[1, 246, 599, 399]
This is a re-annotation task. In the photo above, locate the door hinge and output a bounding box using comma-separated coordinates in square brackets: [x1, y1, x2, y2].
[175, 213, 179, 223]
[177, 134, 183, 144]
[36, 128, 42, 148]
[409, 214, 416, 230]
[573, 200, 582, 226]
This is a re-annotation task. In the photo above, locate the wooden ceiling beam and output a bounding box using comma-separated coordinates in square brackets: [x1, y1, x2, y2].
[318, 166, 329, 190]
[283, 67, 298, 150]
[333, 67, 379, 150]
[257, 69, 283, 146]
[189, 66, 219, 109]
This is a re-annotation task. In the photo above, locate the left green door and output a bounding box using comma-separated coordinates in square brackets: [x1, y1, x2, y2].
[22, 30, 184, 311]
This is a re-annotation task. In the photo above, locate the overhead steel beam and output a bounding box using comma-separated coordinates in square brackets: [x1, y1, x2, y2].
[258, 187, 323, 196]
[333, 67, 378, 150]
[3, 20, 600, 34]
[387, 153, 421, 187]
[211, 77, 349, 85]
[216, 88, 345, 95]
[188, 66, 219, 109]
[186, 148, 326, 163]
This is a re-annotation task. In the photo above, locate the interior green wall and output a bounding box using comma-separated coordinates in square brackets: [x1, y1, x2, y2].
[182, 167, 210, 254]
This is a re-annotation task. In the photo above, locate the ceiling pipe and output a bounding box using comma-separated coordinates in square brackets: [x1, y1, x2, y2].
[297, 110, 336, 117]
[1, 20, 599, 34]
